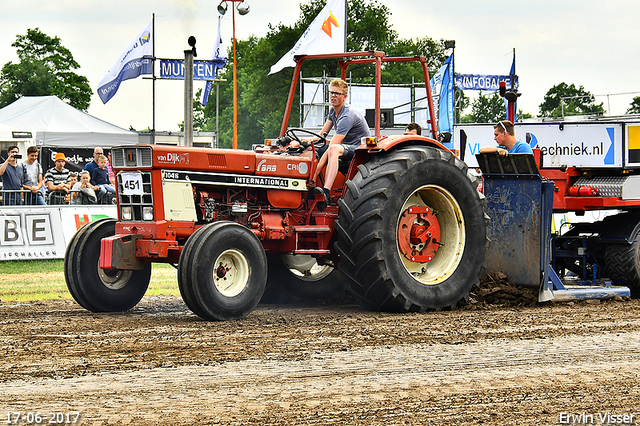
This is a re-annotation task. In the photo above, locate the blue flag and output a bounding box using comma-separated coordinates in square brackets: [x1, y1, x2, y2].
[97, 22, 153, 104]
[428, 55, 454, 135]
[201, 17, 228, 107]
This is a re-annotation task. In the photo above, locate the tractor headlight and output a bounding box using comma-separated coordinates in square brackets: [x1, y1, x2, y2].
[143, 207, 154, 221]
[121, 206, 133, 221]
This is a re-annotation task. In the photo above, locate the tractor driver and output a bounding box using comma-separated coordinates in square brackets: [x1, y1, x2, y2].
[479, 120, 533, 157]
[306, 78, 370, 210]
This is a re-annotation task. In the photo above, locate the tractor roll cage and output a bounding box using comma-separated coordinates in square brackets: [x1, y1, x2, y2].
[279, 51, 439, 141]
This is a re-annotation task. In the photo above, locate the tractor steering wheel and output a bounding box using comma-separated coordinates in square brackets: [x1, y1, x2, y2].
[286, 128, 327, 149]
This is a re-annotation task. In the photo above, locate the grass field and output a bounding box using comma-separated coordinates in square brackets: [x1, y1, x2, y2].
[0, 260, 180, 301]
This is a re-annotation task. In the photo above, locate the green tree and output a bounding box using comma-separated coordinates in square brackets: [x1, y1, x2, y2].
[627, 96, 640, 114]
[455, 90, 469, 122]
[0, 28, 92, 111]
[462, 91, 505, 123]
[538, 82, 604, 118]
[198, 0, 448, 148]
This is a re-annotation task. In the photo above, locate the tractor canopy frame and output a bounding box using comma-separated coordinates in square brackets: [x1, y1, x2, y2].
[278, 51, 439, 141]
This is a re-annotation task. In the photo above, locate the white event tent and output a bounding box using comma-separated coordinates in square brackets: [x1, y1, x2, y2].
[0, 96, 137, 148]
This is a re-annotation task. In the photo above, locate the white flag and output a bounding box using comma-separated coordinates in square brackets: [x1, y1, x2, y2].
[97, 22, 153, 104]
[201, 17, 228, 106]
[269, 0, 346, 74]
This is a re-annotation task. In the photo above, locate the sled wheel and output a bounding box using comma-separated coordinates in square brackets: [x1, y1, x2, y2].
[605, 215, 640, 295]
[185, 222, 267, 320]
[335, 146, 488, 312]
[262, 254, 348, 303]
[64, 218, 151, 312]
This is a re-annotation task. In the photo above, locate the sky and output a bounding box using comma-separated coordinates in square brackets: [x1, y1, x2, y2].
[1, 0, 639, 133]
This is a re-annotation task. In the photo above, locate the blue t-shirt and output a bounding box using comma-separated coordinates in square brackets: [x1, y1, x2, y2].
[507, 141, 533, 154]
[84, 160, 99, 176]
[327, 103, 370, 146]
[1, 162, 23, 190]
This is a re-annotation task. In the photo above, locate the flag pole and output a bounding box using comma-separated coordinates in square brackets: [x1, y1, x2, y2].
[344, 0, 348, 51]
[232, 3, 238, 149]
[152, 13, 156, 144]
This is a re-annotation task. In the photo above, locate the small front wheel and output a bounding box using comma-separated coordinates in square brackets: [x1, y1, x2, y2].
[64, 219, 151, 312]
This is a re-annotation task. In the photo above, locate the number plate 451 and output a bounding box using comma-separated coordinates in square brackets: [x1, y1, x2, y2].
[121, 172, 144, 196]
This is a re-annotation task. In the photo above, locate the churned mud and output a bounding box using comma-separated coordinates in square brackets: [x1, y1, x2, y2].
[1, 283, 639, 425]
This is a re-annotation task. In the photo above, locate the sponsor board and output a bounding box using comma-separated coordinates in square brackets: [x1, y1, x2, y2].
[0, 205, 117, 261]
[455, 122, 624, 169]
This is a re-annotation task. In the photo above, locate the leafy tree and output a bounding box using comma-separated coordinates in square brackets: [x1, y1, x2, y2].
[538, 82, 604, 118]
[0, 28, 92, 111]
[463, 91, 505, 123]
[627, 96, 640, 114]
[197, 0, 449, 149]
[455, 90, 469, 122]
[518, 110, 533, 120]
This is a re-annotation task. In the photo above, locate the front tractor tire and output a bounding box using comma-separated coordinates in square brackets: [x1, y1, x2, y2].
[64, 218, 151, 312]
[178, 221, 267, 321]
[335, 146, 488, 312]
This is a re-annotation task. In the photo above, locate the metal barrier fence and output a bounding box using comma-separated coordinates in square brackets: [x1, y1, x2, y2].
[0, 189, 115, 206]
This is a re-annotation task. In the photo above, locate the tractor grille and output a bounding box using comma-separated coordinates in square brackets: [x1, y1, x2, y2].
[117, 171, 154, 221]
[112, 146, 153, 169]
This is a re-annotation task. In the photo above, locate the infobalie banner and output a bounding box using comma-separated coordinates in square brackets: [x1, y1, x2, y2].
[455, 74, 519, 91]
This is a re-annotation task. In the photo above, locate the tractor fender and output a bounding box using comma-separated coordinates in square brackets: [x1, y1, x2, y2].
[363, 134, 452, 155]
[599, 211, 640, 244]
[346, 135, 455, 182]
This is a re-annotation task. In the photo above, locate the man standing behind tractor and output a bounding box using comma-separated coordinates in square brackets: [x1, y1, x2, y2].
[22, 146, 45, 205]
[308, 78, 370, 210]
[44, 152, 71, 204]
[84, 146, 104, 177]
[0, 145, 23, 205]
[405, 122, 422, 135]
[479, 120, 533, 156]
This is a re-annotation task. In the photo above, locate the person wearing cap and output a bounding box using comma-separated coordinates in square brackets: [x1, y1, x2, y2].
[44, 152, 72, 203]
[479, 120, 533, 157]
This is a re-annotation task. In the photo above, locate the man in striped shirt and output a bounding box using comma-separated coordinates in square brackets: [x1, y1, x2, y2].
[44, 152, 71, 204]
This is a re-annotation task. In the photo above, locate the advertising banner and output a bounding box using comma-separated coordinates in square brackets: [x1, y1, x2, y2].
[0, 205, 117, 261]
[159, 60, 226, 80]
[455, 122, 622, 169]
[455, 74, 519, 91]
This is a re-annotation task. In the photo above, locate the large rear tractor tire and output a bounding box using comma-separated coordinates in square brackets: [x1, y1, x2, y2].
[179, 221, 267, 320]
[262, 254, 348, 303]
[604, 215, 640, 295]
[64, 218, 151, 312]
[335, 146, 488, 312]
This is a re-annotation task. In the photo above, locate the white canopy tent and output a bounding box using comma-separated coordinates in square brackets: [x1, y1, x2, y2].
[0, 122, 14, 141]
[0, 96, 137, 148]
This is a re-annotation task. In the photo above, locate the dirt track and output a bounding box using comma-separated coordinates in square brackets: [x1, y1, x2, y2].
[2, 292, 640, 426]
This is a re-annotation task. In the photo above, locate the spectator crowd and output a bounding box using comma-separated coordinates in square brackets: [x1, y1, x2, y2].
[0, 146, 116, 206]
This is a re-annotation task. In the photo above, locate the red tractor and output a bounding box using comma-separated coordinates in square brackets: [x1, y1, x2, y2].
[65, 51, 488, 320]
